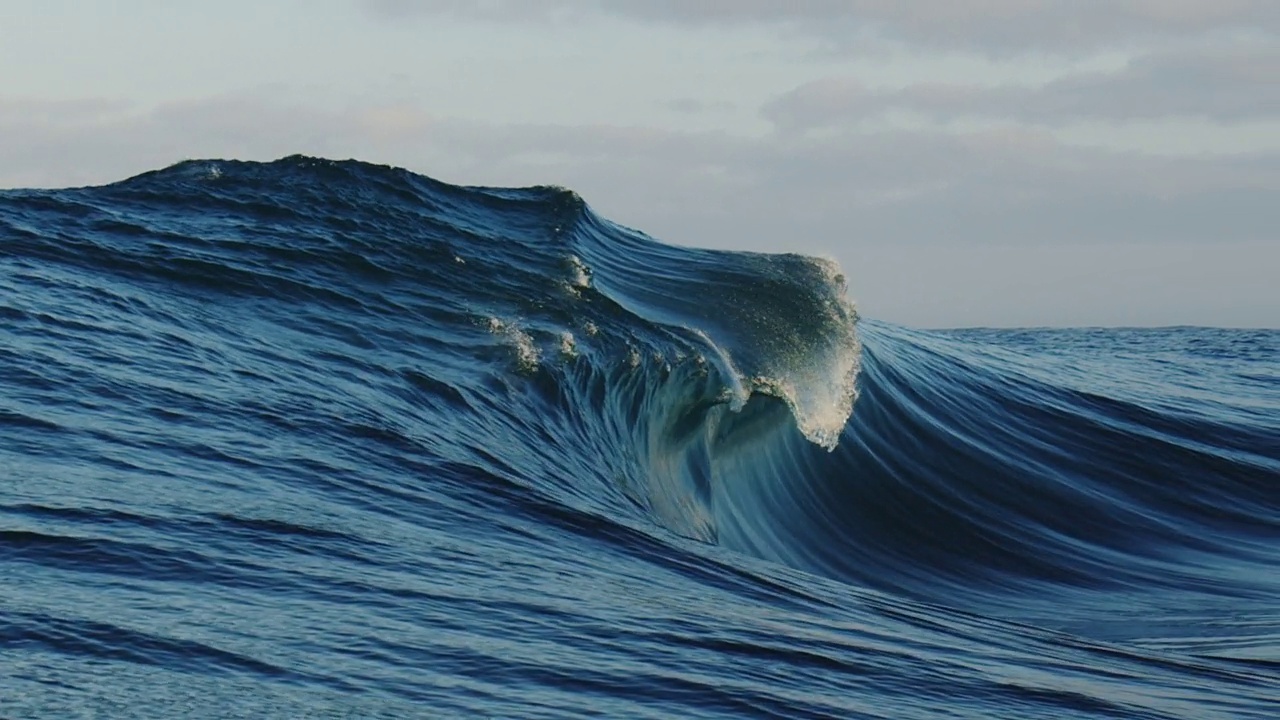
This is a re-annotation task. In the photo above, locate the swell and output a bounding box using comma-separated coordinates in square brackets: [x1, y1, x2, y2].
[5, 156, 1278, 657]
[539, 202, 1278, 651]
[632, 319, 1280, 649]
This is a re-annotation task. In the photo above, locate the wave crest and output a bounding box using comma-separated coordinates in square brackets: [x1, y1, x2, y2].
[568, 212, 861, 450]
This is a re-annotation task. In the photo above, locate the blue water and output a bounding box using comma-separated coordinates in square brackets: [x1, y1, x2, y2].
[2, 156, 1277, 718]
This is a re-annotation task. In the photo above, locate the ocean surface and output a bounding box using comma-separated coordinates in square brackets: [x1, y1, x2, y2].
[1, 156, 1277, 719]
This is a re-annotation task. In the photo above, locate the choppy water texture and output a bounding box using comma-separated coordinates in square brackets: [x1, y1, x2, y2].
[2, 156, 1278, 719]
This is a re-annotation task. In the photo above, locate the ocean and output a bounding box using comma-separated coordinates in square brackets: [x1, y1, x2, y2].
[1, 156, 1277, 718]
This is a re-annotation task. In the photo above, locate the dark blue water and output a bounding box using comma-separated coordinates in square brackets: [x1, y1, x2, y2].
[2, 156, 1277, 718]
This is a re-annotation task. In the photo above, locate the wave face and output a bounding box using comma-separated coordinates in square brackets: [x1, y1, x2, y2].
[2, 156, 1278, 718]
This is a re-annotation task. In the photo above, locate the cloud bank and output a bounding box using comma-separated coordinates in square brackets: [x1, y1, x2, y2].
[2, 2, 1275, 325]
[363, 0, 1280, 51]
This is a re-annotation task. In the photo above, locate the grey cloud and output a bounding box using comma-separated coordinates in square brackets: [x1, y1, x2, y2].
[0, 97, 136, 131]
[664, 98, 736, 115]
[0, 95, 379, 188]
[360, 0, 1280, 52]
[766, 46, 1280, 129]
[4, 93, 1275, 244]
[5, 93, 1276, 243]
[360, 0, 569, 22]
[3, 94, 1276, 325]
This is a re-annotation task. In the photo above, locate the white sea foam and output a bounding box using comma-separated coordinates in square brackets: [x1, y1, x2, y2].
[567, 255, 591, 289]
[559, 331, 578, 358]
[689, 256, 860, 451]
[772, 257, 861, 450]
[562, 255, 592, 298]
[487, 317, 540, 372]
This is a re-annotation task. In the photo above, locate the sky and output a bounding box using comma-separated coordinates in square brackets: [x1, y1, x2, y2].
[1, 1, 1276, 327]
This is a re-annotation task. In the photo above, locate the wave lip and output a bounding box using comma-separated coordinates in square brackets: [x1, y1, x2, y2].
[568, 210, 861, 450]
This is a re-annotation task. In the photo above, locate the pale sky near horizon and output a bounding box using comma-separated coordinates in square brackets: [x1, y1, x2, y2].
[2, 1, 1277, 327]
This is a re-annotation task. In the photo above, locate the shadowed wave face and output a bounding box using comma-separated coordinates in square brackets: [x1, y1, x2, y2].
[1, 156, 1277, 719]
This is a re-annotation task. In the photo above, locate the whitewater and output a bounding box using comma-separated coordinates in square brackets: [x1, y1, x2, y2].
[1, 156, 1277, 718]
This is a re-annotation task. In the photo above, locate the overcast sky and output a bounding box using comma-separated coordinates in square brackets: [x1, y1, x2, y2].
[2, 0, 1276, 327]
